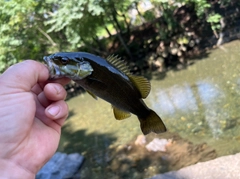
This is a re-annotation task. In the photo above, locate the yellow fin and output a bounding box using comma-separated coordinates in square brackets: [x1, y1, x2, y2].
[86, 90, 98, 100]
[112, 106, 131, 120]
[139, 110, 166, 135]
[106, 55, 130, 75]
[128, 75, 151, 98]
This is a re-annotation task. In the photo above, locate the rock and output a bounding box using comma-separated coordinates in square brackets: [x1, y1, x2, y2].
[36, 152, 84, 179]
[108, 132, 217, 178]
[146, 138, 171, 152]
[135, 135, 147, 146]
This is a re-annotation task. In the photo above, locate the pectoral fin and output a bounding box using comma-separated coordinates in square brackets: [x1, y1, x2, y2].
[86, 90, 98, 100]
[112, 106, 131, 120]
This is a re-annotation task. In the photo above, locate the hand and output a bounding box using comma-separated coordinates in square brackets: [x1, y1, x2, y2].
[0, 60, 70, 178]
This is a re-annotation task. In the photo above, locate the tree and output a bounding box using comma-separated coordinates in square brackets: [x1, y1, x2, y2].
[0, 0, 57, 72]
[44, 0, 135, 56]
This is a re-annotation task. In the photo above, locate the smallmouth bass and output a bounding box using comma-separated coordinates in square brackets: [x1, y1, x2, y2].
[43, 52, 166, 135]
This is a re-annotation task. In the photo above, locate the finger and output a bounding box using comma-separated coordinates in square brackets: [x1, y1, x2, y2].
[54, 114, 68, 128]
[34, 77, 70, 98]
[37, 83, 67, 108]
[0, 60, 49, 94]
[45, 100, 69, 126]
[37, 77, 71, 90]
[44, 83, 67, 101]
[35, 99, 63, 133]
[37, 91, 51, 108]
[31, 84, 43, 95]
[49, 77, 71, 86]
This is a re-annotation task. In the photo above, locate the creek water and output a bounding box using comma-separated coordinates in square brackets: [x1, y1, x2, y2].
[58, 40, 240, 178]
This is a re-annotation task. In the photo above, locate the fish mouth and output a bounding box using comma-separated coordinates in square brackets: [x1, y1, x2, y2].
[43, 56, 61, 79]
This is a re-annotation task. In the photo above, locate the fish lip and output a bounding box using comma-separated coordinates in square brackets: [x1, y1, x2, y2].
[43, 56, 60, 79]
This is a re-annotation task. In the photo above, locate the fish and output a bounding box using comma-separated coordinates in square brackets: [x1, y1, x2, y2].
[43, 52, 166, 135]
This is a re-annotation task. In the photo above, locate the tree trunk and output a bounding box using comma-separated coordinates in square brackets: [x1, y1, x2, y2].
[109, 5, 132, 58]
[122, 13, 131, 35]
[111, 10, 123, 33]
[111, 21, 132, 58]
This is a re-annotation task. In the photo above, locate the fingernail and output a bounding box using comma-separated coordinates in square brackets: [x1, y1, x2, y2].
[54, 85, 61, 94]
[47, 106, 60, 116]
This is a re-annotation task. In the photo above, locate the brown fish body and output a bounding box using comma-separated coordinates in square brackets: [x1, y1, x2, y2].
[44, 52, 166, 134]
[74, 60, 151, 119]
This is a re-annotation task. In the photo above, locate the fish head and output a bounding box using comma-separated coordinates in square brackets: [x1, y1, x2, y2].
[43, 52, 93, 80]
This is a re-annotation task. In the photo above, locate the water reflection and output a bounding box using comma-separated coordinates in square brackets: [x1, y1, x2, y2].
[152, 84, 198, 116]
[197, 80, 229, 137]
[150, 78, 236, 138]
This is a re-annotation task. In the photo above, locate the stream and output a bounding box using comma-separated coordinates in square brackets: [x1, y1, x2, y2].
[58, 40, 240, 179]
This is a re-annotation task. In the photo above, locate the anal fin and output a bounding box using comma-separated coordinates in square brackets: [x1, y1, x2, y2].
[112, 106, 131, 120]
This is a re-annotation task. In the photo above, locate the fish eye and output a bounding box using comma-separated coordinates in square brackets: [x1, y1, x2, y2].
[61, 57, 69, 65]
[55, 57, 69, 65]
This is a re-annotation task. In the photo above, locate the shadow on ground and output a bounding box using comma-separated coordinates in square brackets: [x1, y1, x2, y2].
[58, 123, 217, 179]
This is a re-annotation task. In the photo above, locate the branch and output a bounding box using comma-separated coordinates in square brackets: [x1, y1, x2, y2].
[37, 26, 57, 46]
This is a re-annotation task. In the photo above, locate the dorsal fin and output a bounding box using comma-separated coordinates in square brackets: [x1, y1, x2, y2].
[128, 75, 151, 98]
[106, 55, 130, 75]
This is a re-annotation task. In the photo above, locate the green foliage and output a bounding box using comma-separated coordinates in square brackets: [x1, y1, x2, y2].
[0, 0, 237, 73]
[45, 0, 103, 32]
[44, 0, 134, 48]
[207, 13, 222, 31]
[0, 0, 36, 72]
[143, 10, 156, 22]
[0, 0, 135, 73]
[189, 0, 211, 17]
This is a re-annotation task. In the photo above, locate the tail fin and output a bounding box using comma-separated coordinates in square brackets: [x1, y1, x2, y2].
[139, 110, 166, 135]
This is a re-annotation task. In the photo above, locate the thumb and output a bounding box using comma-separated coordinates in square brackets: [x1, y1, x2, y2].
[0, 60, 49, 94]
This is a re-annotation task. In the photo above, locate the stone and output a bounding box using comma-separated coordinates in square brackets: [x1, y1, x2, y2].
[135, 135, 147, 146]
[36, 152, 84, 179]
[146, 138, 171, 152]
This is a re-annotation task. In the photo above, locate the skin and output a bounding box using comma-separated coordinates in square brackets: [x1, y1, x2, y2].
[0, 60, 70, 178]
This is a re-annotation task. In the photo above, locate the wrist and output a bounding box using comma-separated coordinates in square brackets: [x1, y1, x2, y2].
[0, 159, 35, 179]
